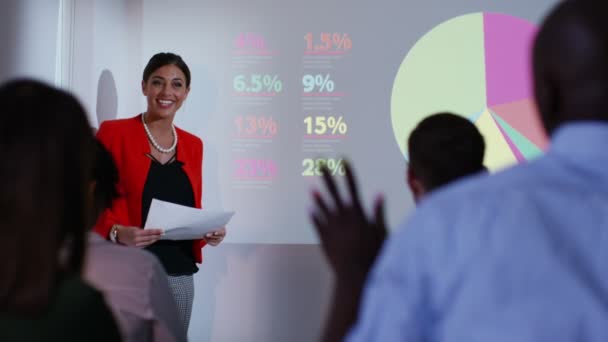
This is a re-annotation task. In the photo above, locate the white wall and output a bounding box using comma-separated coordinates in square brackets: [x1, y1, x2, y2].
[191, 244, 331, 341]
[0, 0, 142, 125]
[0, 0, 59, 84]
[70, 0, 144, 127]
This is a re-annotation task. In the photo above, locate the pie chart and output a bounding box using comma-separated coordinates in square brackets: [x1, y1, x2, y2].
[391, 12, 549, 171]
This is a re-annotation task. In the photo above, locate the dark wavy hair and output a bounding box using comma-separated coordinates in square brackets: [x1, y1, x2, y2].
[408, 112, 486, 191]
[143, 52, 191, 87]
[0, 79, 95, 314]
[91, 139, 119, 219]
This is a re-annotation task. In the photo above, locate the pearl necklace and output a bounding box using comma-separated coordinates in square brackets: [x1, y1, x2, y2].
[141, 113, 178, 154]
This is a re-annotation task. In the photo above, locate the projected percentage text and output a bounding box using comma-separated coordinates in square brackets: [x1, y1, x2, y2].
[234, 32, 266, 50]
[234, 74, 283, 93]
[234, 116, 278, 137]
[303, 116, 347, 135]
[304, 32, 352, 52]
[234, 159, 278, 179]
[302, 74, 335, 93]
[302, 158, 345, 176]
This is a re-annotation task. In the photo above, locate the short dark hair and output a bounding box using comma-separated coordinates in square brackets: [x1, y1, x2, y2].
[143, 52, 191, 87]
[0, 79, 95, 314]
[92, 140, 119, 220]
[533, 0, 608, 134]
[408, 112, 485, 191]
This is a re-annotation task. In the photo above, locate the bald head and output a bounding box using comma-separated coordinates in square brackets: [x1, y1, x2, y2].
[533, 0, 608, 135]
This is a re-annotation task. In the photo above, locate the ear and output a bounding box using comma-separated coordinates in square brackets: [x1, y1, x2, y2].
[184, 85, 191, 100]
[87, 180, 97, 215]
[536, 79, 558, 136]
[141, 80, 147, 96]
[533, 59, 557, 136]
[407, 166, 426, 203]
[89, 181, 97, 201]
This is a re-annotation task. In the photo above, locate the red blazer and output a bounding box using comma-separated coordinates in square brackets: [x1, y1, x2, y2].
[94, 114, 206, 263]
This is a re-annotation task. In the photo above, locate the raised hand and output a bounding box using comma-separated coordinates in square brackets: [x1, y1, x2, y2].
[310, 161, 388, 342]
[310, 161, 387, 284]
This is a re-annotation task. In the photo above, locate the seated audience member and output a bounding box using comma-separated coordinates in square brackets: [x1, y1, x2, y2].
[406, 112, 486, 203]
[311, 1, 608, 341]
[0, 80, 121, 341]
[84, 140, 187, 342]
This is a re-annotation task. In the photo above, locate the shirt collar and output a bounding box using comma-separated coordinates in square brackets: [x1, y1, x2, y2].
[549, 121, 608, 165]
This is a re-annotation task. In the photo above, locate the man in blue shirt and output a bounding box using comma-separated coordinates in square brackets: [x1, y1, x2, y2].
[312, 113, 487, 340]
[311, 1, 608, 341]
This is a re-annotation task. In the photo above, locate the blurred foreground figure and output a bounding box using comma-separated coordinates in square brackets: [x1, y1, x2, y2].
[85, 141, 186, 342]
[312, 111, 487, 341]
[311, 1, 608, 341]
[0, 80, 121, 341]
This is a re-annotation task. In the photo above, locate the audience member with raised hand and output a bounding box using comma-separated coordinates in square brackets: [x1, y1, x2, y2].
[311, 161, 388, 342]
[313, 1, 608, 341]
[311, 112, 486, 341]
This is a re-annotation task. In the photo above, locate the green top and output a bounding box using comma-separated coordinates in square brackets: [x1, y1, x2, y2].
[0, 275, 121, 342]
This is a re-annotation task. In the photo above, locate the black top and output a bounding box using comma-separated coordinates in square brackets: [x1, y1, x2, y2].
[142, 153, 198, 275]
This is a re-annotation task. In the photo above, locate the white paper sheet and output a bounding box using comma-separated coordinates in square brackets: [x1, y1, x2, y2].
[144, 199, 234, 240]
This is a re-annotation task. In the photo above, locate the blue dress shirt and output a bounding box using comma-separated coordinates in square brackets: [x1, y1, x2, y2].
[348, 122, 608, 342]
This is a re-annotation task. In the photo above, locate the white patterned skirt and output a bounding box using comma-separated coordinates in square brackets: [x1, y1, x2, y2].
[167, 274, 195, 334]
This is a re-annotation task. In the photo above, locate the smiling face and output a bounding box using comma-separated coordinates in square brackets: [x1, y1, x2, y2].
[141, 64, 190, 121]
